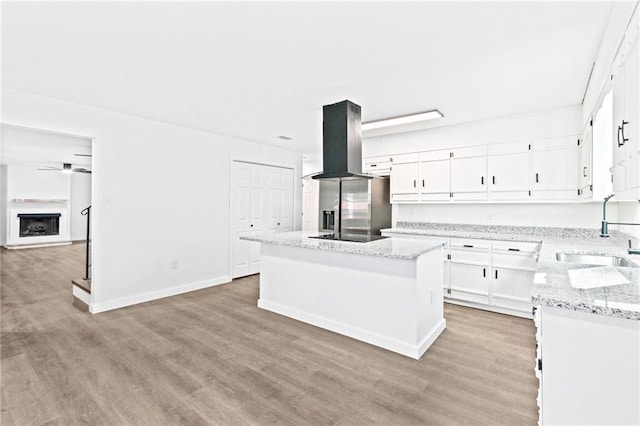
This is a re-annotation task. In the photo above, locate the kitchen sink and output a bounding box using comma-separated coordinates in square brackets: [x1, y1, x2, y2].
[555, 252, 639, 268]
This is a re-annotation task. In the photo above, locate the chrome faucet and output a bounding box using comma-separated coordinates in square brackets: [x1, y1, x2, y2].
[600, 195, 640, 254]
[600, 194, 615, 237]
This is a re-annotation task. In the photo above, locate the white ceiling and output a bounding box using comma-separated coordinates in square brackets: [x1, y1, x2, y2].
[1, 2, 614, 163]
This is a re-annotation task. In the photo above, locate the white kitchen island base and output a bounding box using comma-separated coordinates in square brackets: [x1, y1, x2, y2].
[255, 239, 446, 359]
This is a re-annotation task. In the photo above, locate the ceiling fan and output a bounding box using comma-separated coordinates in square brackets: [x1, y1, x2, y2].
[38, 163, 91, 174]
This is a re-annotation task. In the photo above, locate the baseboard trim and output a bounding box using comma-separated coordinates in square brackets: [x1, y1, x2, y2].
[258, 299, 445, 359]
[89, 276, 231, 314]
[444, 298, 533, 319]
[2, 241, 72, 250]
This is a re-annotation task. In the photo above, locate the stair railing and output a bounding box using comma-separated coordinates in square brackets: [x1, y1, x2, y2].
[81, 206, 91, 280]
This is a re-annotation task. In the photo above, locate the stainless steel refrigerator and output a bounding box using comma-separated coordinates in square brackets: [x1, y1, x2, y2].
[318, 176, 391, 236]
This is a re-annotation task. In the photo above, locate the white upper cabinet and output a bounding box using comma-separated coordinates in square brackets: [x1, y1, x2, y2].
[388, 137, 583, 203]
[578, 127, 593, 199]
[612, 14, 640, 199]
[390, 161, 420, 202]
[419, 149, 451, 201]
[488, 141, 531, 200]
[531, 137, 579, 200]
[450, 146, 487, 200]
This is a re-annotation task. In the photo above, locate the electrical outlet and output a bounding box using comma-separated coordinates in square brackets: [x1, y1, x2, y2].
[171, 260, 178, 269]
[487, 213, 493, 223]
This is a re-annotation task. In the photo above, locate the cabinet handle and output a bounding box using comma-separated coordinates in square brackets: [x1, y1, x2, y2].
[492, 176, 496, 185]
[277, 222, 280, 226]
[422, 179, 425, 188]
[463, 244, 474, 248]
[508, 248, 520, 252]
[483, 268, 486, 277]
[495, 270, 498, 279]
[481, 176, 484, 185]
[535, 173, 539, 183]
[413, 179, 416, 188]
[370, 164, 377, 168]
[583, 166, 588, 177]
[618, 120, 629, 147]
[250, 224, 254, 227]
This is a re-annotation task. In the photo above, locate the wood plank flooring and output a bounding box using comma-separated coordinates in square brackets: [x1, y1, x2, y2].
[1, 243, 538, 425]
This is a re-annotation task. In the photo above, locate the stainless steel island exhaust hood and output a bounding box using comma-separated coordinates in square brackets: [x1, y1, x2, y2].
[312, 100, 372, 180]
[309, 100, 392, 241]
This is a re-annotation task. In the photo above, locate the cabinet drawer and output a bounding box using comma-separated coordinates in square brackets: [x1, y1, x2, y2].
[364, 156, 392, 175]
[492, 241, 540, 269]
[492, 241, 540, 253]
[449, 238, 491, 255]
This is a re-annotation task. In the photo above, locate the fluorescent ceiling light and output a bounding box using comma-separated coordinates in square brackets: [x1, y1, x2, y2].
[362, 109, 444, 131]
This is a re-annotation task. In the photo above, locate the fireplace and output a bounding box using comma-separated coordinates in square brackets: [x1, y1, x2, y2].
[6, 202, 71, 248]
[18, 213, 61, 237]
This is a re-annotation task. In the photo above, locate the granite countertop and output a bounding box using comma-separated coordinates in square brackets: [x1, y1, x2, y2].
[383, 222, 640, 321]
[241, 231, 443, 260]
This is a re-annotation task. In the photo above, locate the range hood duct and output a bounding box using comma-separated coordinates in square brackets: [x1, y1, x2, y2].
[312, 100, 372, 180]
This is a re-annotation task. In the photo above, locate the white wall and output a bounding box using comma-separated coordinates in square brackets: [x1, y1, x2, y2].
[5, 164, 71, 200]
[617, 201, 640, 239]
[363, 105, 582, 157]
[2, 87, 303, 313]
[70, 172, 91, 241]
[582, 2, 638, 126]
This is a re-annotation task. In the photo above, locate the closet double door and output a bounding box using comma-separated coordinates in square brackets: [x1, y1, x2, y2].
[231, 161, 293, 278]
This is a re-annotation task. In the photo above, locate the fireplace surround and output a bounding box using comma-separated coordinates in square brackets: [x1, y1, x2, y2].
[6, 200, 71, 248]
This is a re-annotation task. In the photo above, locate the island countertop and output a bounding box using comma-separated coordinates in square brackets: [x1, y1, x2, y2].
[241, 231, 443, 260]
[382, 222, 640, 321]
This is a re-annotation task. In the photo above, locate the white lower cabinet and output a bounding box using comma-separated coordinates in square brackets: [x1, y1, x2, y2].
[382, 231, 540, 317]
[535, 306, 640, 425]
[448, 239, 491, 304]
[450, 262, 490, 304]
[491, 267, 535, 312]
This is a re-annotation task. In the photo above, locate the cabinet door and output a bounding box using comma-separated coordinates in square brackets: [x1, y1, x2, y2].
[623, 33, 640, 194]
[532, 146, 579, 199]
[451, 147, 487, 199]
[491, 268, 534, 313]
[302, 178, 319, 232]
[612, 48, 629, 194]
[419, 158, 450, 200]
[450, 262, 490, 304]
[488, 142, 531, 199]
[390, 162, 419, 201]
[231, 162, 252, 278]
[278, 168, 294, 230]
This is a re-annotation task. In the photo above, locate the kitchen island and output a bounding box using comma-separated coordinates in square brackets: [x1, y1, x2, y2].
[240, 231, 446, 359]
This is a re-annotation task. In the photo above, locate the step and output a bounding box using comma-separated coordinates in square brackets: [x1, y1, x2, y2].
[71, 278, 91, 294]
[72, 295, 89, 312]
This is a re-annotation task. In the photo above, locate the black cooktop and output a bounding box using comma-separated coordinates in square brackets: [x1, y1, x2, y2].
[308, 233, 388, 243]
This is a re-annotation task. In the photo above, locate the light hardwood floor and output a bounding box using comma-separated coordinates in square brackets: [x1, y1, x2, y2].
[1, 243, 538, 425]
